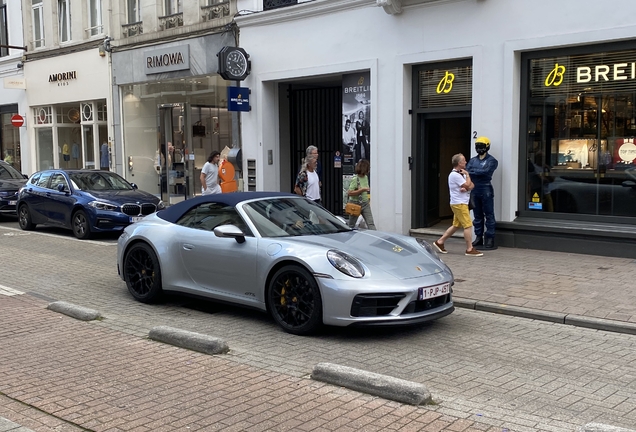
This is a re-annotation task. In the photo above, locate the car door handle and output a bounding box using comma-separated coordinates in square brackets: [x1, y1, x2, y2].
[182, 244, 194, 250]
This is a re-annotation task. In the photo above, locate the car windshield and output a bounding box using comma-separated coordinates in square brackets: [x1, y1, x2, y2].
[69, 172, 133, 191]
[242, 197, 351, 237]
[0, 163, 24, 180]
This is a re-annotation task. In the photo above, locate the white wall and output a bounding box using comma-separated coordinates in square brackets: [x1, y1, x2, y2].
[236, 0, 636, 234]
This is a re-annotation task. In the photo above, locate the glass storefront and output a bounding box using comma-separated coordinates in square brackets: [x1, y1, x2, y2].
[32, 101, 108, 171]
[0, 106, 22, 172]
[522, 44, 636, 220]
[121, 74, 232, 204]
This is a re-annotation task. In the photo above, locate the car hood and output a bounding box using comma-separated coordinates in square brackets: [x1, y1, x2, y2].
[285, 230, 448, 279]
[84, 189, 159, 205]
[0, 179, 27, 191]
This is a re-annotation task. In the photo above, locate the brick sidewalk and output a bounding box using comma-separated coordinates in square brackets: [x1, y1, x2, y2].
[0, 294, 494, 432]
[414, 234, 636, 325]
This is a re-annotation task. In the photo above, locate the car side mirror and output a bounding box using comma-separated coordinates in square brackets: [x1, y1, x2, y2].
[214, 224, 246, 244]
[130, 183, 138, 190]
[57, 183, 66, 192]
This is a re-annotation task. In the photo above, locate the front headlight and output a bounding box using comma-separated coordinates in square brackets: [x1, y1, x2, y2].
[327, 250, 365, 278]
[88, 200, 119, 212]
[157, 200, 166, 210]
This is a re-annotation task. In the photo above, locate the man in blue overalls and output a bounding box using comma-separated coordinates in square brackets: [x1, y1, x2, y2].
[466, 136, 499, 250]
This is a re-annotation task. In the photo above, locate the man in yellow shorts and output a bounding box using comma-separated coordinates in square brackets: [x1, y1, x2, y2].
[433, 153, 483, 257]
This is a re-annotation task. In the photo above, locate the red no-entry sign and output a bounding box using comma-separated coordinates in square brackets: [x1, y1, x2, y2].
[11, 114, 24, 127]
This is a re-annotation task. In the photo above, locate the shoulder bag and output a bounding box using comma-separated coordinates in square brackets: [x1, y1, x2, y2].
[345, 177, 362, 217]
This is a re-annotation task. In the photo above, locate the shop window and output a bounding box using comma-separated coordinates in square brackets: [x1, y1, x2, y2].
[523, 48, 636, 219]
[32, 0, 45, 48]
[36, 128, 54, 171]
[34, 106, 52, 125]
[56, 106, 81, 124]
[82, 102, 93, 122]
[86, 0, 102, 36]
[58, 0, 71, 43]
[97, 102, 107, 121]
[0, 1, 8, 57]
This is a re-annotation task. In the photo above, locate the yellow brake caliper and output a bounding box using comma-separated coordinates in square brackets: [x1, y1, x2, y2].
[280, 279, 290, 305]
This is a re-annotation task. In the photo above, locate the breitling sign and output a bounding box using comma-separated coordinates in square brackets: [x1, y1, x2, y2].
[144, 46, 190, 75]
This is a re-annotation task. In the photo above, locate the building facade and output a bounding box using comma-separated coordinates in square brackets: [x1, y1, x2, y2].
[0, 0, 27, 174]
[18, 0, 239, 206]
[21, 0, 111, 176]
[109, 0, 238, 205]
[235, 0, 636, 257]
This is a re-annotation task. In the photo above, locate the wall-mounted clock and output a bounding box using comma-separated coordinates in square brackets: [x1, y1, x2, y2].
[218, 47, 250, 81]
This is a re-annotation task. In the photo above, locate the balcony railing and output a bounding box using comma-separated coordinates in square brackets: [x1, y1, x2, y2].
[122, 21, 143, 38]
[263, 0, 298, 11]
[158, 12, 184, 31]
[201, 1, 230, 21]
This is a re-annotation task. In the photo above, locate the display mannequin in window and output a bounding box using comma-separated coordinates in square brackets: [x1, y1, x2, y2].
[466, 136, 499, 250]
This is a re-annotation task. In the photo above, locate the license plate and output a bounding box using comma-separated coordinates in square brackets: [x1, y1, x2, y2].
[418, 283, 450, 300]
[8, 200, 16, 205]
[129, 216, 144, 223]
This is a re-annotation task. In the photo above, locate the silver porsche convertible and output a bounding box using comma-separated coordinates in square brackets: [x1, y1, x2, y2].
[117, 192, 454, 335]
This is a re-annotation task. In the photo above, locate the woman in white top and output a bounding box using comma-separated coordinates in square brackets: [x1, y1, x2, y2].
[200, 151, 222, 195]
[294, 154, 321, 204]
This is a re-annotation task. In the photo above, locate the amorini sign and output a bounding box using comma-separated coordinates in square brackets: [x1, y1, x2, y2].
[3, 77, 26, 89]
[144, 46, 190, 75]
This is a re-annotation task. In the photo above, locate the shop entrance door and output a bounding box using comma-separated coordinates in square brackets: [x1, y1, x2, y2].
[158, 103, 227, 204]
[158, 104, 191, 205]
[288, 86, 343, 215]
[412, 113, 471, 227]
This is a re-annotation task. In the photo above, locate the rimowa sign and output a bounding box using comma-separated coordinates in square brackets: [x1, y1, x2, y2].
[144, 46, 190, 75]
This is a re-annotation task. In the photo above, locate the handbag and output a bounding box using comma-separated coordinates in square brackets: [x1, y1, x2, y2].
[345, 176, 362, 216]
[345, 202, 362, 217]
[192, 121, 206, 137]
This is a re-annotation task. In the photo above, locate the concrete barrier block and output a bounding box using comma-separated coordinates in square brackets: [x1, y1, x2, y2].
[47, 301, 101, 321]
[149, 326, 229, 355]
[311, 362, 431, 405]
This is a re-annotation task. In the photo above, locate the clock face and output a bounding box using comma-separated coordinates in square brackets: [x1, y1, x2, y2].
[226, 50, 248, 77]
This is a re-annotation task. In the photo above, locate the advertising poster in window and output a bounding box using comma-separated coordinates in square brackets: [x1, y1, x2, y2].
[342, 72, 370, 208]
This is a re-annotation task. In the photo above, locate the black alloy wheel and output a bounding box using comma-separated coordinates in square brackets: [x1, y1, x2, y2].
[267, 265, 323, 335]
[18, 204, 36, 230]
[72, 209, 92, 239]
[123, 243, 163, 303]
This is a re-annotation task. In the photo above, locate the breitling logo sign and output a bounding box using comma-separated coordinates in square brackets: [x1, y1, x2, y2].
[228, 86, 251, 112]
[436, 71, 455, 94]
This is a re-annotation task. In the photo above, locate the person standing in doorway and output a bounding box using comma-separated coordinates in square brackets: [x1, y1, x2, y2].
[200, 151, 222, 195]
[466, 136, 499, 250]
[294, 154, 321, 204]
[304, 145, 322, 186]
[433, 153, 483, 257]
[347, 159, 376, 230]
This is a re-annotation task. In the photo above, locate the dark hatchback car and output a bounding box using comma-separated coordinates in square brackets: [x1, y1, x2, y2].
[0, 160, 28, 216]
[17, 170, 164, 239]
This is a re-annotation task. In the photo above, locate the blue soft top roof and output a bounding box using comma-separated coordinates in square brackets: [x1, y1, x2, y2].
[157, 191, 297, 223]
